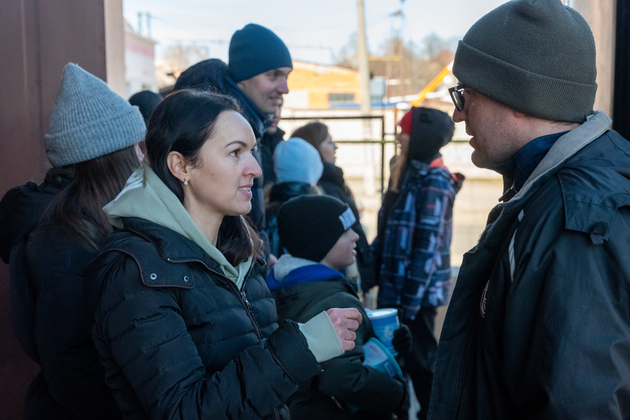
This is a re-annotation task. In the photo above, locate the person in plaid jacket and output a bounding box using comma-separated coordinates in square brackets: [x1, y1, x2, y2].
[372, 107, 464, 420]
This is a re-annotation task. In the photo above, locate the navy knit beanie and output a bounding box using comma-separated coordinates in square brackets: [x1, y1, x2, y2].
[278, 195, 356, 263]
[453, 0, 597, 123]
[228, 23, 292, 83]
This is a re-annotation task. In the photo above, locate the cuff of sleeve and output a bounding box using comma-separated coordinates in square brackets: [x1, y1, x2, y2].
[298, 311, 344, 363]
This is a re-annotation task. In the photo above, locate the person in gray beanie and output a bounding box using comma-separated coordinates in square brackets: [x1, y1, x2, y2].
[431, 1, 630, 419]
[174, 23, 292, 234]
[0, 62, 144, 420]
[265, 138, 323, 258]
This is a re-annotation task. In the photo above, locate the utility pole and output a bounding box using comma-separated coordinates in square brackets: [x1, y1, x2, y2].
[357, 0, 371, 115]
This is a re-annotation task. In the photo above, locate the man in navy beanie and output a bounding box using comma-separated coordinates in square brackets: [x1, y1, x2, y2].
[174, 23, 292, 233]
[430, 1, 630, 419]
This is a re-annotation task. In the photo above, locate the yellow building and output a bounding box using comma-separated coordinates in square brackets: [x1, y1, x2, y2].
[286, 60, 361, 109]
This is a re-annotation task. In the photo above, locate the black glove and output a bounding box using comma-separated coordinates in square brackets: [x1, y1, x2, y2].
[392, 323, 412, 357]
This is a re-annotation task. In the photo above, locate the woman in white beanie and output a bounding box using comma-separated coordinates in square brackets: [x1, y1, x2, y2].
[11, 63, 145, 419]
[85, 89, 362, 420]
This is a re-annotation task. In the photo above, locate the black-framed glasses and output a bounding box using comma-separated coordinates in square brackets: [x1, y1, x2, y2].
[448, 84, 465, 111]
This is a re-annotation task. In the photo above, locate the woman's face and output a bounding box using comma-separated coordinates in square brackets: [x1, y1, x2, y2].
[397, 131, 410, 156]
[184, 111, 261, 221]
[318, 134, 337, 164]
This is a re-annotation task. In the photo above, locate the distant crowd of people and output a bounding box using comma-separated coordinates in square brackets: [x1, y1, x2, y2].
[1, 0, 629, 419]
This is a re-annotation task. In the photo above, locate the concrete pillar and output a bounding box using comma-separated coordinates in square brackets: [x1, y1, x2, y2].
[104, 0, 127, 98]
[569, 0, 617, 115]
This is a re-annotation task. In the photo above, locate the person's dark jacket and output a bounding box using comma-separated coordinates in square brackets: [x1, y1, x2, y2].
[268, 259, 406, 419]
[0, 169, 116, 420]
[174, 59, 269, 230]
[23, 220, 121, 419]
[85, 217, 322, 420]
[266, 181, 320, 257]
[319, 162, 375, 291]
[261, 128, 285, 187]
[429, 112, 630, 420]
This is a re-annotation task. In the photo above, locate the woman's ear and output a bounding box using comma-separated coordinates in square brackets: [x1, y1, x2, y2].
[167, 151, 191, 184]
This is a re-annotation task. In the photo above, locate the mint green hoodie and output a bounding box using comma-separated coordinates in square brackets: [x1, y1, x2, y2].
[103, 162, 343, 362]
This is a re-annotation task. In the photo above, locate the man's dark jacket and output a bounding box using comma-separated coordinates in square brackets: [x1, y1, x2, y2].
[85, 217, 322, 420]
[269, 261, 406, 419]
[428, 112, 630, 420]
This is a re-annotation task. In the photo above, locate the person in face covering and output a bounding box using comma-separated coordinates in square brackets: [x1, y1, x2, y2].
[372, 107, 464, 420]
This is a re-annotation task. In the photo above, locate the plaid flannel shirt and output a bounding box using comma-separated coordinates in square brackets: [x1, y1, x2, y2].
[376, 159, 461, 320]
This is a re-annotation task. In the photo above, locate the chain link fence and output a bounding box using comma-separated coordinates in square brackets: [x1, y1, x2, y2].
[278, 115, 504, 268]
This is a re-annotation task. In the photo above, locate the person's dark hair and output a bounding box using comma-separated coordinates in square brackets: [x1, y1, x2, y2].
[128, 91, 163, 126]
[42, 146, 140, 250]
[145, 89, 262, 265]
[291, 122, 329, 159]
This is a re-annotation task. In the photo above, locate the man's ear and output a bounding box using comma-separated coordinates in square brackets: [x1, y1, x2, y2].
[167, 151, 191, 184]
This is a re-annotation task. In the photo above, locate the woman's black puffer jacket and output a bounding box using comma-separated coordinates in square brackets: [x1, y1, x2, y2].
[85, 217, 322, 420]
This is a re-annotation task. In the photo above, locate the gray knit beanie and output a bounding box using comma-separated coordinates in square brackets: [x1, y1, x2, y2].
[45, 63, 146, 167]
[453, 0, 597, 123]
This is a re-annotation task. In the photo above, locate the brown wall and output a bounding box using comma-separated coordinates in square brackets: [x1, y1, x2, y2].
[0, 0, 107, 417]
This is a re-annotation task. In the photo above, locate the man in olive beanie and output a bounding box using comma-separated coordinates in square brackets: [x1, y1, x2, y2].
[431, 1, 630, 419]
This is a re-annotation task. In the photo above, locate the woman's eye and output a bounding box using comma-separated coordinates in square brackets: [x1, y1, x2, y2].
[230, 150, 239, 158]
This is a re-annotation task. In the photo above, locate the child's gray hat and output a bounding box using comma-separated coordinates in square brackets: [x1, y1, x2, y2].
[44, 63, 146, 167]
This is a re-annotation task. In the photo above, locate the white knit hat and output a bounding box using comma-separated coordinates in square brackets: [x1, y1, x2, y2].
[274, 137, 324, 184]
[44, 63, 146, 167]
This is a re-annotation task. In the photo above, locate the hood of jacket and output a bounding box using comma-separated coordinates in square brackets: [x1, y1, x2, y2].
[103, 161, 251, 287]
[269, 181, 320, 205]
[173, 58, 270, 140]
[266, 254, 344, 291]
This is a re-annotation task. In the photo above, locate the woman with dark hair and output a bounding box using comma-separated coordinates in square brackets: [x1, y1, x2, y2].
[12, 63, 145, 419]
[372, 107, 464, 420]
[291, 122, 375, 292]
[86, 89, 362, 420]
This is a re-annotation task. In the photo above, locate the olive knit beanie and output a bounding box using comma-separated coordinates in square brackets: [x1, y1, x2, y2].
[45, 63, 146, 167]
[228, 23, 292, 83]
[278, 195, 356, 263]
[453, 0, 597, 123]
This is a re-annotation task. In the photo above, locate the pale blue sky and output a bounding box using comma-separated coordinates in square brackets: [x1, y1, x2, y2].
[123, 0, 508, 64]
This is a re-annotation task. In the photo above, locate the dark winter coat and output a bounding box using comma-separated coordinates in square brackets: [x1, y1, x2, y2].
[261, 128, 285, 186]
[174, 59, 270, 230]
[428, 112, 630, 420]
[268, 261, 406, 419]
[86, 217, 322, 420]
[318, 162, 375, 291]
[266, 181, 320, 257]
[23, 221, 122, 419]
[0, 169, 118, 419]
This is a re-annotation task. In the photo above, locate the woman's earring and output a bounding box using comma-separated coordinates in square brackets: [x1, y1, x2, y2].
[184, 180, 188, 186]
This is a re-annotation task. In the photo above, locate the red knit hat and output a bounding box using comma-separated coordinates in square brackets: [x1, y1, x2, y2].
[399, 109, 413, 135]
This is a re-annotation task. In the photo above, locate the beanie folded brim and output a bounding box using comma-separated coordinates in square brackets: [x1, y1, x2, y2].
[453, 41, 597, 123]
[45, 107, 145, 167]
